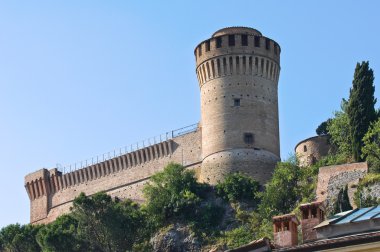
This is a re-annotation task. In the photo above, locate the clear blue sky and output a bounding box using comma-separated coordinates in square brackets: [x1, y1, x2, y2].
[0, 1, 379, 228]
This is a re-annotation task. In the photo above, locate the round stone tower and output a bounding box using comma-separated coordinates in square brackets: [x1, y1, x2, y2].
[194, 27, 281, 184]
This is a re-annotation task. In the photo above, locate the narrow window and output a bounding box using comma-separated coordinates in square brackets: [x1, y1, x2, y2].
[254, 36, 260, 47]
[205, 40, 210, 51]
[244, 133, 254, 144]
[228, 35, 235, 46]
[198, 44, 202, 56]
[242, 56, 246, 74]
[229, 57, 233, 74]
[236, 56, 240, 74]
[249, 57, 253, 74]
[303, 145, 307, 152]
[223, 57, 227, 73]
[274, 44, 278, 55]
[211, 60, 215, 78]
[241, 34, 248, 46]
[234, 98, 241, 107]
[217, 59, 221, 75]
[216, 37, 222, 48]
[265, 39, 270, 50]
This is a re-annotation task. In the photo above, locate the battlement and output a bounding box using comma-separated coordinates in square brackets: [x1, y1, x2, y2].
[194, 29, 280, 67]
[24, 140, 174, 201]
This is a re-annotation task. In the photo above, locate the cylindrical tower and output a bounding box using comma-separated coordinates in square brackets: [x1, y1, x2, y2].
[194, 27, 281, 184]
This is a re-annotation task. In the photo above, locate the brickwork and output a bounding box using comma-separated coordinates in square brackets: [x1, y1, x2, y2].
[295, 135, 331, 167]
[316, 162, 368, 202]
[25, 130, 202, 224]
[273, 214, 299, 248]
[25, 27, 283, 224]
[299, 202, 325, 243]
[195, 27, 281, 185]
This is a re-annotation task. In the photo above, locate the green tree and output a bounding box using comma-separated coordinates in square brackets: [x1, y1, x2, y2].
[347, 61, 377, 161]
[216, 172, 260, 204]
[327, 99, 353, 159]
[258, 161, 300, 219]
[333, 185, 352, 214]
[316, 118, 332, 136]
[143, 163, 203, 226]
[362, 118, 380, 173]
[0, 224, 41, 252]
[71, 192, 145, 252]
[36, 215, 90, 252]
[142, 163, 223, 234]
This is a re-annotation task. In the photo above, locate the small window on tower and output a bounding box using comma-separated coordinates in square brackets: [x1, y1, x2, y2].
[244, 133, 254, 144]
[265, 39, 270, 50]
[304, 145, 307, 152]
[254, 36, 260, 47]
[205, 40, 210, 51]
[216, 37, 222, 48]
[234, 98, 240, 107]
[241, 34, 248, 46]
[228, 35, 235, 46]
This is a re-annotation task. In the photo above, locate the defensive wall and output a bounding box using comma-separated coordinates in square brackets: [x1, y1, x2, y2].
[25, 128, 202, 224]
[25, 26, 284, 224]
[316, 162, 368, 211]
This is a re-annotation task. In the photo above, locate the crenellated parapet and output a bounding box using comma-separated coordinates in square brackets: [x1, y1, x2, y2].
[25, 133, 202, 224]
[25, 140, 174, 198]
[195, 27, 281, 184]
[194, 27, 280, 87]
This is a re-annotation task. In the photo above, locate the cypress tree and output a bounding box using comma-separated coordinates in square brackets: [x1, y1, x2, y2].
[347, 61, 377, 161]
[333, 185, 352, 214]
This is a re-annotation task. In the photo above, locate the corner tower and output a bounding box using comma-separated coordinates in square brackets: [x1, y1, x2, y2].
[194, 27, 281, 184]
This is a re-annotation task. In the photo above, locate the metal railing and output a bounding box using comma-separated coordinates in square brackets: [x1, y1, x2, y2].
[56, 123, 198, 174]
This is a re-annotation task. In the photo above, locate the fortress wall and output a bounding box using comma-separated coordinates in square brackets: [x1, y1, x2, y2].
[25, 130, 202, 224]
[316, 162, 368, 203]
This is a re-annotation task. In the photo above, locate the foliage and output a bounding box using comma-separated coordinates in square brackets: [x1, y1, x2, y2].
[71, 192, 145, 252]
[36, 215, 89, 252]
[362, 118, 380, 173]
[216, 173, 260, 204]
[223, 226, 253, 249]
[258, 160, 301, 219]
[143, 163, 223, 235]
[354, 173, 380, 207]
[316, 119, 331, 135]
[347, 61, 377, 161]
[0, 224, 41, 252]
[333, 185, 352, 214]
[327, 100, 353, 159]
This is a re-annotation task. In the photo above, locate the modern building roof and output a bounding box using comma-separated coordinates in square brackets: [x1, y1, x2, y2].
[315, 205, 380, 229]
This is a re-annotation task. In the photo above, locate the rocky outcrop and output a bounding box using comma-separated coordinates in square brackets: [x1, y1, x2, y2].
[150, 224, 201, 252]
[324, 170, 367, 214]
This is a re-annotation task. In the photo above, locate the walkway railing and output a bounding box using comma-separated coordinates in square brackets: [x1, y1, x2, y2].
[56, 123, 198, 174]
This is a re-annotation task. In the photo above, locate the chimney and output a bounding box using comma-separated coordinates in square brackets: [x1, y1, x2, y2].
[272, 214, 300, 248]
[299, 201, 325, 243]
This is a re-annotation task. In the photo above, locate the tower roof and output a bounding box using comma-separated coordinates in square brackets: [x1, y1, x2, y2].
[212, 26, 262, 37]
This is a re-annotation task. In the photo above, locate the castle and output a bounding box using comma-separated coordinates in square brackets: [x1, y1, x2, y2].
[25, 27, 282, 224]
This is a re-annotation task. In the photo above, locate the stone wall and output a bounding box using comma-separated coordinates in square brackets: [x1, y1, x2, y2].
[25, 130, 202, 224]
[316, 162, 368, 213]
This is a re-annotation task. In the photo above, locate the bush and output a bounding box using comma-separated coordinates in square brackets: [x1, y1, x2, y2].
[216, 173, 260, 204]
[143, 163, 223, 235]
[354, 173, 380, 207]
[258, 161, 300, 219]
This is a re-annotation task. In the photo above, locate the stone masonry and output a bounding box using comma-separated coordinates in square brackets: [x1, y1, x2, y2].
[25, 27, 282, 224]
